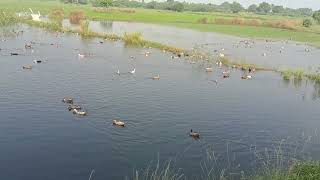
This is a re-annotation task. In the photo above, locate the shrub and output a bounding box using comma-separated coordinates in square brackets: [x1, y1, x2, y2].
[197, 17, 208, 24]
[302, 19, 312, 28]
[69, 10, 85, 24]
[49, 8, 64, 22]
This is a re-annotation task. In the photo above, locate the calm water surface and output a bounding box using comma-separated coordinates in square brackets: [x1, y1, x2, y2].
[62, 20, 320, 71]
[0, 25, 320, 180]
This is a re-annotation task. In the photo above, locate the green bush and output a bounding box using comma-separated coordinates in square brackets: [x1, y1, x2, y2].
[302, 19, 312, 27]
[313, 11, 320, 24]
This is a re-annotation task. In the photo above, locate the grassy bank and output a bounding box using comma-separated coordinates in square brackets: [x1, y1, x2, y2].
[1, 0, 320, 47]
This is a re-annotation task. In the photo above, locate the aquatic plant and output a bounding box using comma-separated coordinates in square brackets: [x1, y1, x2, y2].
[281, 70, 292, 81]
[69, 10, 85, 24]
[79, 20, 93, 37]
[123, 32, 146, 46]
[128, 159, 184, 180]
[0, 12, 18, 27]
[293, 69, 304, 80]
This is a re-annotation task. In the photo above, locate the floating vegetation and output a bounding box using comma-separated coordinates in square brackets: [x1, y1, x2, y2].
[69, 10, 85, 24]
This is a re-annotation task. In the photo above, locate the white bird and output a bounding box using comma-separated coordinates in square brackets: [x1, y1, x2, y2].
[129, 68, 136, 74]
[116, 69, 120, 75]
[72, 109, 87, 116]
[78, 54, 85, 58]
[113, 120, 125, 127]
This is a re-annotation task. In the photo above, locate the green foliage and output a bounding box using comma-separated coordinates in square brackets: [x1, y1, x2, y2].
[0, 12, 17, 27]
[248, 4, 258, 13]
[313, 11, 320, 24]
[230, 2, 244, 13]
[289, 162, 320, 180]
[257, 2, 271, 14]
[172, 2, 184, 12]
[272, 5, 284, 14]
[302, 19, 312, 28]
[93, 0, 113, 7]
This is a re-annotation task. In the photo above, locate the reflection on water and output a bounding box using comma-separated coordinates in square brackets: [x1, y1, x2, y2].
[0, 25, 320, 180]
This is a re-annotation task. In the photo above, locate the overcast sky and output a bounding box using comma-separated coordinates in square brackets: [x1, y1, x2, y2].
[152, 0, 320, 10]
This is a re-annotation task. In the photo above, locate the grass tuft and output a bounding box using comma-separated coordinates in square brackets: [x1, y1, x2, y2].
[123, 32, 146, 46]
[69, 10, 85, 24]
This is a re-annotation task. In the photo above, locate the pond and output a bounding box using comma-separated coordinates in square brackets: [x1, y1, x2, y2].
[0, 25, 320, 180]
[63, 20, 320, 71]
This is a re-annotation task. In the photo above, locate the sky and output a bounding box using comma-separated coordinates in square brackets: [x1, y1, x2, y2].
[151, 0, 320, 10]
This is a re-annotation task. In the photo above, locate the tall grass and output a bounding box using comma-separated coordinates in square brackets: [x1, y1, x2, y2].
[69, 10, 85, 24]
[0, 12, 18, 27]
[49, 8, 64, 21]
[123, 32, 146, 46]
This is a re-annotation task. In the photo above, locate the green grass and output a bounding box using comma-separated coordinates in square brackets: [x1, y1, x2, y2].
[1, 0, 320, 46]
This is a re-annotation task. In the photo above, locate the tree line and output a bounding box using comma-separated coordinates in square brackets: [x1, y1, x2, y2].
[61, 0, 320, 22]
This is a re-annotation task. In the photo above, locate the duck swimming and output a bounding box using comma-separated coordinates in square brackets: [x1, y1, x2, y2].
[68, 104, 81, 111]
[72, 109, 87, 116]
[206, 67, 213, 72]
[62, 97, 73, 104]
[33, 60, 42, 63]
[129, 68, 136, 74]
[113, 120, 125, 127]
[152, 74, 160, 80]
[22, 65, 32, 70]
[190, 129, 200, 138]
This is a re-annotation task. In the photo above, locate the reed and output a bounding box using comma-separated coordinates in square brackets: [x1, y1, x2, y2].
[69, 10, 85, 24]
[49, 8, 64, 22]
[123, 32, 146, 46]
[0, 12, 18, 27]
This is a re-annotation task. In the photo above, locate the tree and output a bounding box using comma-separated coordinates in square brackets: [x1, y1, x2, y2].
[257, 2, 271, 14]
[167, 0, 174, 2]
[96, 0, 113, 7]
[220, 2, 231, 12]
[230, 2, 243, 13]
[312, 11, 320, 24]
[172, 2, 184, 12]
[272, 5, 284, 14]
[302, 19, 312, 27]
[248, 4, 257, 13]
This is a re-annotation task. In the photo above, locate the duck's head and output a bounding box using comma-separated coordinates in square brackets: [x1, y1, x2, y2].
[113, 120, 117, 123]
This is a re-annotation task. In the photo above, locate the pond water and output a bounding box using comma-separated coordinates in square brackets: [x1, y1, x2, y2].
[63, 20, 320, 71]
[1, 25, 320, 180]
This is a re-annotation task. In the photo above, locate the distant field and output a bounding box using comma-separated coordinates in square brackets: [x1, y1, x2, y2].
[1, 0, 320, 46]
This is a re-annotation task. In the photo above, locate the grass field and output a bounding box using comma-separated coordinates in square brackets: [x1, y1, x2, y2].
[1, 0, 320, 46]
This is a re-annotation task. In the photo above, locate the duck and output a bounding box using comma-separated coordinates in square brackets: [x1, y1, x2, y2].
[113, 120, 125, 127]
[22, 65, 32, 70]
[152, 74, 160, 80]
[72, 109, 87, 116]
[10, 53, 19, 56]
[222, 71, 230, 78]
[33, 60, 42, 63]
[68, 104, 81, 111]
[78, 54, 85, 58]
[205, 67, 213, 72]
[62, 97, 73, 104]
[189, 129, 200, 138]
[129, 68, 136, 74]
[219, 53, 225, 58]
[25, 44, 32, 49]
[242, 75, 252, 80]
